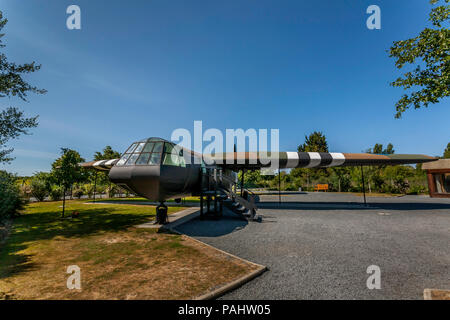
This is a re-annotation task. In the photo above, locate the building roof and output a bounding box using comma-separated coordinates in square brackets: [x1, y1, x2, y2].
[422, 159, 450, 170]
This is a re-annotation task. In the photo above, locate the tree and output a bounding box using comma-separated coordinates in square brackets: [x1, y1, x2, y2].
[51, 148, 86, 217]
[329, 167, 351, 192]
[0, 170, 25, 220]
[49, 185, 63, 201]
[383, 143, 395, 155]
[389, 0, 449, 118]
[0, 11, 46, 163]
[239, 170, 262, 189]
[369, 143, 383, 154]
[365, 143, 395, 193]
[94, 145, 121, 161]
[297, 131, 329, 152]
[367, 143, 395, 154]
[293, 131, 330, 189]
[0, 108, 38, 163]
[383, 166, 414, 194]
[443, 142, 450, 158]
[93, 145, 121, 197]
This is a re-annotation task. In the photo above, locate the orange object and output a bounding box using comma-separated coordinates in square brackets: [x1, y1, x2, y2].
[314, 184, 329, 192]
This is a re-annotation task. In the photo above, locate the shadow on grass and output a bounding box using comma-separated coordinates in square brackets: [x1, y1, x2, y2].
[0, 243, 37, 279]
[0, 204, 157, 280]
[92, 199, 200, 206]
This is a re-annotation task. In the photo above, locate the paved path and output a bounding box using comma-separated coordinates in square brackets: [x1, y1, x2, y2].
[175, 193, 450, 299]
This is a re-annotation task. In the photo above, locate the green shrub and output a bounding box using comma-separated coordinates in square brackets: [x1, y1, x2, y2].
[82, 184, 94, 198]
[0, 170, 25, 220]
[49, 185, 63, 201]
[388, 178, 409, 194]
[72, 188, 84, 199]
[284, 184, 297, 191]
[407, 185, 427, 195]
[95, 184, 106, 195]
[30, 172, 52, 201]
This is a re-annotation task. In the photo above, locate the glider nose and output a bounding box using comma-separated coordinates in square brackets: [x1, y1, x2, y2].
[109, 165, 161, 201]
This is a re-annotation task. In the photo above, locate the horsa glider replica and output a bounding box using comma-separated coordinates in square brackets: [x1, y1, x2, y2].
[80, 137, 437, 223]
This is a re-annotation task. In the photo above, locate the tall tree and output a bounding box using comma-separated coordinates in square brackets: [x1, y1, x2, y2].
[389, 0, 449, 118]
[94, 145, 121, 161]
[364, 143, 394, 193]
[383, 143, 395, 155]
[367, 143, 395, 154]
[93, 146, 121, 195]
[297, 131, 329, 153]
[443, 142, 450, 158]
[293, 131, 329, 189]
[367, 143, 383, 154]
[0, 10, 46, 163]
[51, 148, 86, 217]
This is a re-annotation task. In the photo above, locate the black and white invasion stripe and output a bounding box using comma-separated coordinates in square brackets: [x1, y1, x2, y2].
[283, 152, 346, 168]
[92, 159, 119, 170]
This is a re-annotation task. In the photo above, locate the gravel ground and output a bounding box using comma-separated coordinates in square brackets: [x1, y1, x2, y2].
[175, 193, 450, 299]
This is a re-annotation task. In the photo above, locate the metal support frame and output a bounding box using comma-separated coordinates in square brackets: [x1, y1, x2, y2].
[360, 165, 367, 206]
[93, 171, 98, 203]
[278, 168, 281, 204]
[240, 169, 245, 197]
[214, 176, 218, 213]
[200, 168, 204, 218]
[206, 193, 211, 213]
[200, 194, 204, 217]
[200, 167, 222, 219]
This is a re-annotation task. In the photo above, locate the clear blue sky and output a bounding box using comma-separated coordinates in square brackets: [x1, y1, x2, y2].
[1, 0, 448, 176]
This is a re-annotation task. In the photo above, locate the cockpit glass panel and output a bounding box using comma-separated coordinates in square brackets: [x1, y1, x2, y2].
[134, 142, 146, 153]
[163, 153, 179, 166]
[117, 140, 168, 166]
[116, 153, 130, 166]
[124, 143, 137, 154]
[135, 153, 151, 165]
[142, 142, 154, 153]
[161, 142, 186, 167]
[152, 142, 163, 153]
[164, 143, 174, 154]
[149, 153, 161, 165]
[126, 153, 139, 165]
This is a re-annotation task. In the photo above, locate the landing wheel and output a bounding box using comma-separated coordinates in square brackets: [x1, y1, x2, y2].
[155, 202, 168, 224]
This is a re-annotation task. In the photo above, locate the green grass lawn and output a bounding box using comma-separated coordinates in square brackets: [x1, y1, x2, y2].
[0, 200, 255, 300]
[0, 200, 182, 281]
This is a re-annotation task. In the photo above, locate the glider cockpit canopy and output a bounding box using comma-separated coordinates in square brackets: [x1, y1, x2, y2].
[80, 138, 195, 171]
